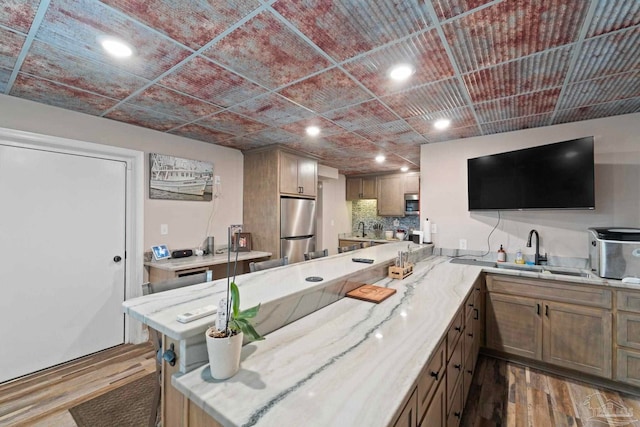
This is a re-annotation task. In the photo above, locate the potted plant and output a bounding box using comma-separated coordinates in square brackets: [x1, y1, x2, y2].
[205, 226, 264, 379]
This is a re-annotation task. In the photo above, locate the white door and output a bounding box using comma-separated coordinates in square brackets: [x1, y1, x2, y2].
[0, 144, 126, 383]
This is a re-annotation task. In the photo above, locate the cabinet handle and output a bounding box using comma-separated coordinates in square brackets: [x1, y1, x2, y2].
[537, 303, 541, 315]
[474, 308, 479, 320]
[454, 412, 461, 418]
[455, 326, 462, 332]
[545, 305, 549, 317]
[468, 332, 473, 338]
[468, 303, 474, 308]
[454, 364, 462, 370]
[467, 369, 473, 374]
[430, 371, 439, 381]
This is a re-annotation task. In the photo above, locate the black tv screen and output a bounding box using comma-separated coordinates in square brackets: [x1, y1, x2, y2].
[467, 137, 595, 211]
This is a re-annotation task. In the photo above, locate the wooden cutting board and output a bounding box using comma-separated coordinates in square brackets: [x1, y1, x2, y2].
[346, 284, 397, 303]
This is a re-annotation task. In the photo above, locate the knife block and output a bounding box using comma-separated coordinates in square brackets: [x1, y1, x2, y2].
[388, 263, 414, 280]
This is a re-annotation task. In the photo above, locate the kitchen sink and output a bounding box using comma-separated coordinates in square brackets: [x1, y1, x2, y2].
[496, 263, 592, 278]
[542, 268, 592, 278]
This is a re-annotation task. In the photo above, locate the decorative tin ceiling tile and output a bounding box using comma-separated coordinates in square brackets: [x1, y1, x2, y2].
[355, 120, 427, 145]
[559, 71, 640, 110]
[279, 67, 372, 113]
[272, 0, 433, 62]
[202, 11, 331, 90]
[169, 123, 235, 144]
[229, 93, 314, 126]
[422, 124, 482, 142]
[215, 135, 268, 151]
[553, 98, 640, 125]
[158, 56, 266, 107]
[323, 100, 398, 131]
[381, 78, 467, 118]
[280, 117, 346, 137]
[10, 73, 118, 115]
[324, 132, 382, 155]
[0, 0, 41, 34]
[443, 0, 590, 73]
[405, 106, 477, 134]
[586, 0, 640, 38]
[475, 88, 561, 123]
[570, 27, 640, 83]
[0, 28, 25, 69]
[195, 111, 269, 136]
[432, 0, 495, 21]
[240, 127, 299, 144]
[21, 40, 150, 99]
[101, 0, 261, 50]
[126, 85, 222, 122]
[0, 67, 11, 92]
[464, 47, 571, 103]
[343, 29, 455, 96]
[36, 0, 191, 80]
[481, 114, 553, 135]
[105, 103, 186, 131]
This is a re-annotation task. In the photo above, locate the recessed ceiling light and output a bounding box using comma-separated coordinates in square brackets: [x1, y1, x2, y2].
[400, 166, 409, 172]
[375, 155, 386, 163]
[99, 36, 133, 58]
[434, 119, 451, 130]
[306, 126, 320, 137]
[389, 64, 414, 81]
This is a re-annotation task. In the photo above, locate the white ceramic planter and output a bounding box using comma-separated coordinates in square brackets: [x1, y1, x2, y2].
[205, 329, 243, 380]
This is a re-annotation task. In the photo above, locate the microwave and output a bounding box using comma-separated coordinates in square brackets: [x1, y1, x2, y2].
[404, 194, 419, 216]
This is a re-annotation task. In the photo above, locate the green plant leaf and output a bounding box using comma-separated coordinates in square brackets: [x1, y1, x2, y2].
[237, 303, 260, 319]
[230, 282, 240, 317]
[242, 322, 264, 341]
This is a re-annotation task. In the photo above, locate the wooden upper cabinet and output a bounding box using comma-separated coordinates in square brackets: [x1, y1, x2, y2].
[279, 152, 317, 197]
[346, 176, 377, 200]
[377, 174, 405, 216]
[404, 173, 420, 193]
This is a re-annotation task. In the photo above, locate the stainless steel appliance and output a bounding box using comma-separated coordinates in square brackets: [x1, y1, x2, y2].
[588, 227, 640, 279]
[404, 193, 419, 216]
[281, 197, 316, 264]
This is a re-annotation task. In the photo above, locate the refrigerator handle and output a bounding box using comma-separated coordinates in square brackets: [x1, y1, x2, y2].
[281, 235, 314, 240]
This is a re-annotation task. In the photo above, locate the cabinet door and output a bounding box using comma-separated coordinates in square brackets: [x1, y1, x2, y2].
[361, 176, 377, 198]
[417, 341, 445, 423]
[298, 157, 317, 196]
[618, 312, 640, 350]
[280, 152, 301, 195]
[393, 389, 418, 427]
[377, 175, 404, 216]
[543, 301, 612, 378]
[616, 348, 640, 387]
[405, 173, 420, 193]
[419, 376, 446, 427]
[346, 177, 362, 200]
[485, 293, 542, 360]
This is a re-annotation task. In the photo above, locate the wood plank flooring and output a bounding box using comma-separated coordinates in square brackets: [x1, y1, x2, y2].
[0, 342, 155, 427]
[462, 355, 640, 427]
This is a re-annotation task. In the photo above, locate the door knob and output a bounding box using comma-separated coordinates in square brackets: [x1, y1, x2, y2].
[113, 255, 122, 262]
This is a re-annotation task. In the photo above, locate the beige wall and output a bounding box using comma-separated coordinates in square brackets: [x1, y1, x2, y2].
[421, 113, 640, 260]
[0, 94, 244, 252]
[319, 175, 351, 255]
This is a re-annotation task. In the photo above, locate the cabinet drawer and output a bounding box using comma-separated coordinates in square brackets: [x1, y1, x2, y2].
[392, 389, 417, 427]
[463, 345, 475, 403]
[617, 290, 640, 312]
[417, 340, 446, 423]
[447, 309, 464, 361]
[617, 312, 640, 350]
[486, 274, 612, 308]
[464, 290, 475, 321]
[447, 335, 464, 415]
[446, 378, 464, 427]
[616, 348, 640, 387]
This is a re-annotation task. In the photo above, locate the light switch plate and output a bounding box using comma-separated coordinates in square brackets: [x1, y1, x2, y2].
[160, 224, 168, 235]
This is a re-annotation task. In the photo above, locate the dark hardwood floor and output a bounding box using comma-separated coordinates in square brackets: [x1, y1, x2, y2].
[462, 355, 640, 427]
[0, 342, 155, 427]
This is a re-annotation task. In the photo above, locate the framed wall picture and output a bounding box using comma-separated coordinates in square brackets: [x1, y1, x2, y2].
[149, 153, 214, 201]
[232, 233, 251, 252]
[151, 244, 171, 260]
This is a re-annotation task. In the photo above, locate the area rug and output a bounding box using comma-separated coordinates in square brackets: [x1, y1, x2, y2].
[69, 373, 155, 427]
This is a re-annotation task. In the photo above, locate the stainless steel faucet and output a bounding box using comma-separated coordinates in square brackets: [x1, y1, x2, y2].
[358, 221, 366, 237]
[526, 229, 547, 265]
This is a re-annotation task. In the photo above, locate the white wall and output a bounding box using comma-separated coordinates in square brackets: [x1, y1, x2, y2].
[421, 113, 640, 260]
[319, 174, 351, 255]
[0, 94, 244, 253]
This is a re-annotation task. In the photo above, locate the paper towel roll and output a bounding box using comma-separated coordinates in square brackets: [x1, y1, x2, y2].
[424, 218, 432, 243]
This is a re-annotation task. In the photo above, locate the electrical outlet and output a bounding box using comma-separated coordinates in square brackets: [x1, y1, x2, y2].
[393, 219, 400, 227]
[214, 175, 221, 184]
[160, 224, 168, 235]
[459, 238, 467, 250]
[431, 223, 438, 233]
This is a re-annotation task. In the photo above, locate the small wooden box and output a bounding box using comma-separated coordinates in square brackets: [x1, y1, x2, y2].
[388, 263, 414, 280]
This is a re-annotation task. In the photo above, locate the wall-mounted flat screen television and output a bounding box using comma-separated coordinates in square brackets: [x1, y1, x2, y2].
[467, 137, 595, 211]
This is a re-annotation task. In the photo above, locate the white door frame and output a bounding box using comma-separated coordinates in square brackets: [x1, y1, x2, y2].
[0, 127, 145, 344]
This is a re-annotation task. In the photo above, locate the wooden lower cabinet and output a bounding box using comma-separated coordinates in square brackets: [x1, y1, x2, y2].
[446, 377, 464, 427]
[485, 274, 613, 379]
[393, 389, 418, 427]
[419, 376, 446, 427]
[616, 289, 640, 386]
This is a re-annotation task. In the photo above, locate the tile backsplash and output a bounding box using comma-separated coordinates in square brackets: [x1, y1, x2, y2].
[351, 200, 420, 235]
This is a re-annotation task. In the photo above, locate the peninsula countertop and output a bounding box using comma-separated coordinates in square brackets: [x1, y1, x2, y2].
[172, 256, 481, 427]
[144, 250, 272, 272]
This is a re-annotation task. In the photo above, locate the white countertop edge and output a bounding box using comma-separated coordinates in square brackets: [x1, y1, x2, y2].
[144, 251, 272, 271]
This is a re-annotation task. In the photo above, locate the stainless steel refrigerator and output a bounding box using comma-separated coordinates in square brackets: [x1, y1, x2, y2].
[281, 197, 316, 264]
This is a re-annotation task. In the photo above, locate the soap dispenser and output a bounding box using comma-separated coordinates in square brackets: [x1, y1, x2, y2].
[515, 249, 524, 264]
[497, 245, 506, 262]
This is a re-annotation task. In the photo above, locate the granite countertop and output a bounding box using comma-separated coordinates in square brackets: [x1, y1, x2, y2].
[172, 256, 479, 427]
[339, 234, 409, 244]
[144, 250, 272, 271]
